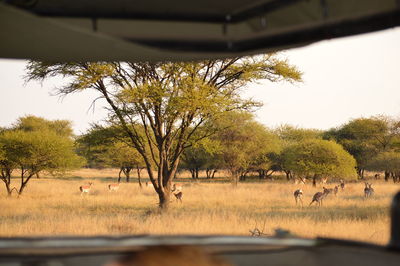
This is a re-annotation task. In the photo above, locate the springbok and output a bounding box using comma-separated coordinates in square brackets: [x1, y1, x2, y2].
[339, 179, 345, 190]
[108, 183, 119, 192]
[333, 185, 339, 196]
[322, 186, 333, 196]
[79, 182, 93, 195]
[364, 182, 374, 198]
[309, 189, 329, 206]
[293, 189, 303, 206]
[172, 183, 183, 193]
[320, 177, 328, 184]
[173, 191, 183, 203]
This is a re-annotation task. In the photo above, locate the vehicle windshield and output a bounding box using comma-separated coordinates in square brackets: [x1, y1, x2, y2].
[0, 28, 399, 247]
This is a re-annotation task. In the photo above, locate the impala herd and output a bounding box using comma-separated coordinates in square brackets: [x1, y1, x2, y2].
[79, 177, 375, 207]
[294, 179, 376, 207]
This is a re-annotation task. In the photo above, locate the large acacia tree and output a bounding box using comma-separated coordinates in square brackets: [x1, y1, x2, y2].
[26, 55, 301, 209]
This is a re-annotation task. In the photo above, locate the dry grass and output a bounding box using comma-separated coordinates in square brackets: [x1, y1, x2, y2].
[0, 170, 399, 246]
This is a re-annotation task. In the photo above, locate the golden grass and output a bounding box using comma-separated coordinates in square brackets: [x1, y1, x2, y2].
[0, 171, 399, 246]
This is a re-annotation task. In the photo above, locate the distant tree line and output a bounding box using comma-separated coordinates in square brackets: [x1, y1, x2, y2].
[2, 113, 399, 197]
[76, 113, 400, 185]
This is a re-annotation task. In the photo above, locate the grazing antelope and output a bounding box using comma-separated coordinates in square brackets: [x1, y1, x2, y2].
[79, 182, 93, 195]
[309, 189, 329, 206]
[108, 183, 119, 192]
[374, 173, 381, 180]
[364, 182, 374, 198]
[293, 189, 303, 206]
[173, 191, 183, 203]
[339, 179, 345, 190]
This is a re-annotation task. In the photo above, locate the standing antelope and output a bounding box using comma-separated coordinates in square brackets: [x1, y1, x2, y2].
[173, 191, 183, 203]
[309, 189, 329, 206]
[108, 183, 119, 192]
[172, 183, 183, 193]
[333, 185, 339, 196]
[364, 182, 374, 198]
[339, 179, 345, 190]
[79, 182, 93, 195]
[293, 189, 303, 206]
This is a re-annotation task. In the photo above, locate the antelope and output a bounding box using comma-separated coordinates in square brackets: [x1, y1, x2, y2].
[320, 177, 328, 184]
[333, 185, 339, 196]
[108, 183, 119, 192]
[364, 182, 374, 198]
[172, 183, 183, 193]
[322, 186, 333, 196]
[173, 191, 183, 203]
[293, 189, 303, 206]
[309, 189, 329, 206]
[339, 179, 345, 190]
[374, 173, 381, 180]
[79, 182, 93, 195]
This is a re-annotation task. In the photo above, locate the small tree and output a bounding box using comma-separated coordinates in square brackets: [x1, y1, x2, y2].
[281, 139, 357, 186]
[104, 141, 146, 185]
[0, 129, 84, 196]
[212, 112, 281, 184]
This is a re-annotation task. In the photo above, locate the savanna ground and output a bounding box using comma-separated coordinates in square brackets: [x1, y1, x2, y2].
[0, 168, 399, 246]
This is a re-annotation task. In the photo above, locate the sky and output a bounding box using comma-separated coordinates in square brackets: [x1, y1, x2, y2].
[1, 27, 400, 135]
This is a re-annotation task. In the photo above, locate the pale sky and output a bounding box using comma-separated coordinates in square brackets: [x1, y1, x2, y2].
[1, 27, 400, 135]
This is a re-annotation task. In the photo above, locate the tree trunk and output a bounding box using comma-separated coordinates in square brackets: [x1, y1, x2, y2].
[312, 174, 317, 187]
[195, 167, 199, 179]
[357, 168, 365, 179]
[137, 166, 143, 188]
[118, 168, 123, 183]
[206, 168, 211, 179]
[258, 170, 265, 179]
[385, 171, 390, 182]
[126, 168, 131, 183]
[190, 169, 196, 179]
[4, 182, 12, 197]
[211, 170, 217, 179]
[159, 190, 171, 210]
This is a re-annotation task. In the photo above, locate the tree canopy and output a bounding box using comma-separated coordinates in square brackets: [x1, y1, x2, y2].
[281, 139, 357, 184]
[324, 116, 400, 178]
[0, 121, 84, 196]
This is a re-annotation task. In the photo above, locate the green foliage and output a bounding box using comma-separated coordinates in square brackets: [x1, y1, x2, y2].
[281, 139, 357, 179]
[211, 112, 282, 180]
[15, 115, 74, 138]
[324, 117, 400, 172]
[0, 117, 84, 195]
[276, 125, 323, 143]
[76, 125, 146, 170]
[365, 152, 400, 172]
[0, 130, 84, 175]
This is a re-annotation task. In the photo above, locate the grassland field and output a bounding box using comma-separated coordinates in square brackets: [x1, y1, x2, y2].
[0, 168, 399, 245]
